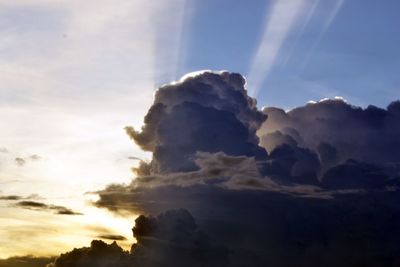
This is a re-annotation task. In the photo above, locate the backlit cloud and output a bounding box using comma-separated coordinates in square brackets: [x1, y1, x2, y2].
[125, 71, 267, 174]
[75, 72, 400, 265]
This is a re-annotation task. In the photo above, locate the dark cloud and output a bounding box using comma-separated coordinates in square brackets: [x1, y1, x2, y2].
[15, 157, 26, 166]
[259, 130, 298, 153]
[85, 225, 128, 242]
[15, 201, 83, 215]
[0, 194, 42, 201]
[56, 208, 82, 216]
[47, 240, 129, 267]
[125, 152, 261, 189]
[97, 235, 127, 241]
[321, 159, 389, 190]
[0, 256, 55, 267]
[317, 142, 338, 168]
[91, 184, 400, 266]
[264, 144, 321, 185]
[259, 98, 400, 186]
[14, 154, 41, 167]
[48, 209, 229, 267]
[0, 195, 22, 200]
[51, 72, 400, 266]
[17, 200, 48, 208]
[125, 71, 267, 174]
[129, 209, 229, 267]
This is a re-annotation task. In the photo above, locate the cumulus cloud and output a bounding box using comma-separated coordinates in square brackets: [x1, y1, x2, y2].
[259, 98, 400, 189]
[47, 240, 129, 267]
[48, 209, 228, 267]
[130, 209, 229, 267]
[260, 98, 400, 164]
[321, 159, 389, 190]
[264, 144, 321, 185]
[48, 71, 400, 266]
[125, 71, 267, 174]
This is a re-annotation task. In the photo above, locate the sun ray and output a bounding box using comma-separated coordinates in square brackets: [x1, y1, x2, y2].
[246, 0, 307, 97]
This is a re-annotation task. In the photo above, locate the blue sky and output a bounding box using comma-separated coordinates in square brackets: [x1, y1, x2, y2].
[164, 0, 400, 108]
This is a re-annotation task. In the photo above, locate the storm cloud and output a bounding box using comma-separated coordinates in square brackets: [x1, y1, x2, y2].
[260, 98, 400, 163]
[259, 98, 400, 189]
[47, 240, 129, 267]
[48, 209, 229, 267]
[94, 186, 400, 266]
[50, 71, 400, 266]
[125, 71, 267, 174]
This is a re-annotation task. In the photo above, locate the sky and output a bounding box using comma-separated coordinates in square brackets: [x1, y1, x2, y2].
[0, 0, 399, 262]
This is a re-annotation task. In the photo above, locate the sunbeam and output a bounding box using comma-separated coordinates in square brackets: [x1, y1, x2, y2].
[246, 0, 306, 97]
[302, 0, 345, 67]
[153, 0, 190, 85]
[282, 0, 320, 66]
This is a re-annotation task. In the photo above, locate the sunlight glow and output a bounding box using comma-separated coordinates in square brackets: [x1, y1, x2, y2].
[0, 0, 186, 258]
